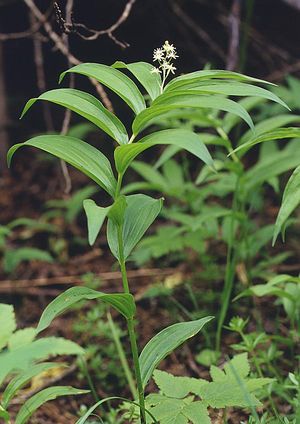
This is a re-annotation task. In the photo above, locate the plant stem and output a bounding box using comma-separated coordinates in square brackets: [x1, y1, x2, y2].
[115, 173, 123, 199]
[216, 177, 240, 351]
[107, 311, 138, 400]
[127, 317, 147, 423]
[78, 356, 99, 403]
[115, 179, 147, 423]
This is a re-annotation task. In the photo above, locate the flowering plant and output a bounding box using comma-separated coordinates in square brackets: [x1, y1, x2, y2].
[7, 42, 294, 423]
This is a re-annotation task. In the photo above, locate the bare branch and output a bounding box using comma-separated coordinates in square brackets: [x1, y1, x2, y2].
[226, 0, 241, 71]
[23, 0, 113, 111]
[29, 11, 54, 131]
[74, 0, 136, 48]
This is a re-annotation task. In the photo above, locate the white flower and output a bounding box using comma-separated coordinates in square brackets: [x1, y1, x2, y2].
[153, 48, 164, 62]
[166, 50, 178, 60]
[162, 63, 177, 74]
[151, 67, 161, 74]
[163, 40, 175, 54]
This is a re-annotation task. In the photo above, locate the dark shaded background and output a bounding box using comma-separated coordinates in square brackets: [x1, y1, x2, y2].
[1, 0, 300, 142]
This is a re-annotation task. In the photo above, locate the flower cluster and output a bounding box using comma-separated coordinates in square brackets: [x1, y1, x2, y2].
[151, 41, 178, 92]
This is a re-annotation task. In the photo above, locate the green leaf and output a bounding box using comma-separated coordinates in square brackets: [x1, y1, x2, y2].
[7, 135, 117, 196]
[147, 394, 210, 424]
[244, 142, 300, 192]
[177, 82, 288, 109]
[139, 316, 213, 388]
[115, 129, 213, 175]
[2, 362, 65, 408]
[134, 95, 253, 135]
[182, 401, 211, 424]
[238, 114, 300, 148]
[223, 97, 266, 133]
[15, 386, 88, 424]
[0, 337, 83, 386]
[232, 127, 300, 154]
[0, 405, 9, 422]
[107, 195, 127, 227]
[236, 274, 300, 301]
[113, 61, 162, 100]
[3, 248, 53, 274]
[8, 328, 36, 350]
[164, 69, 271, 92]
[37, 287, 136, 333]
[0, 304, 16, 351]
[83, 199, 111, 245]
[223, 352, 250, 380]
[273, 165, 300, 244]
[199, 381, 261, 408]
[21, 89, 128, 145]
[199, 353, 273, 408]
[60, 63, 146, 114]
[131, 161, 167, 188]
[107, 194, 163, 261]
[153, 370, 208, 399]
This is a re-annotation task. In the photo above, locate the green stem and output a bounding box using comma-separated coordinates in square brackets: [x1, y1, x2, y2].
[216, 178, 240, 351]
[107, 311, 138, 400]
[115, 173, 123, 199]
[127, 317, 147, 423]
[115, 176, 147, 423]
[78, 357, 99, 403]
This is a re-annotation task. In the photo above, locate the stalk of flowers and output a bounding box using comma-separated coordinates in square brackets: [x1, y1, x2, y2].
[151, 40, 178, 92]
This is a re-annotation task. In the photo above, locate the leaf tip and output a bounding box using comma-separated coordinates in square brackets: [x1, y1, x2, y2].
[58, 71, 67, 84]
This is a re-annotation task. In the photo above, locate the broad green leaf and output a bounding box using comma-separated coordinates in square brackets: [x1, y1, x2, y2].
[107, 195, 127, 227]
[8, 328, 36, 350]
[223, 353, 249, 380]
[147, 395, 191, 424]
[7, 135, 117, 196]
[4, 248, 53, 273]
[273, 165, 300, 244]
[156, 83, 288, 109]
[131, 161, 167, 188]
[113, 61, 162, 100]
[164, 69, 271, 92]
[223, 97, 266, 133]
[115, 129, 213, 175]
[238, 115, 300, 148]
[153, 370, 208, 399]
[0, 304, 16, 351]
[60, 63, 146, 114]
[199, 381, 261, 408]
[37, 287, 136, 333]
[244, 144, 300, 192]
[107, 194, 163, 261]
[182, 402, 211, 424]
[0, 337, 83, 386]
[83, 199, 111, 245]
[147, 394, 210, 424]
[2, 362, 65, 408]
[139, 316, 213, 388]
[134, 95, 253, 135]
[15, 386, 88, 424]
[21, 89, 128, 145]
[233, 127, 300, 154]
[199, 353, 273, 408]
[236, 274, 300, 301]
